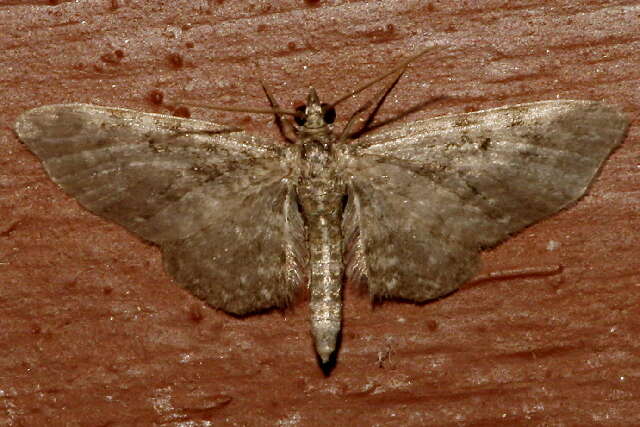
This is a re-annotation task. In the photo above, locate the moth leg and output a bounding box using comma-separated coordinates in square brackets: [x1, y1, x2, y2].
[261, 81, 296, 144]
[337, 99, 375, 143]
[337, 68, 406, 143]
[347, 68, 406, 140]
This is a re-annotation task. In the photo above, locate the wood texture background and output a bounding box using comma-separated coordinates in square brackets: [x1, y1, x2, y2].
[1, 0, 639, 425]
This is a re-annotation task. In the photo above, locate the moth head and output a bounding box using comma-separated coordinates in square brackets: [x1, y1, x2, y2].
[294, 87, 336, 129]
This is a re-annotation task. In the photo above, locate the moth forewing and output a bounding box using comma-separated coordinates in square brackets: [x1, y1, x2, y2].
[15, 103, 306, 315]
[338, 100, 628, 301]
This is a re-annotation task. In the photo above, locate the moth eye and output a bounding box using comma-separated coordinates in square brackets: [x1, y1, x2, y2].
[294, 104, 307, 126]
[321, 103, 336, 124]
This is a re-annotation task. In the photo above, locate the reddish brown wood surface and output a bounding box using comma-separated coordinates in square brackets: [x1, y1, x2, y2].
[1, 1, 639, 425]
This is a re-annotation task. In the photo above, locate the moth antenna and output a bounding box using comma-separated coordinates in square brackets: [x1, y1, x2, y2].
[330, 46, 435, 108]
[175, 100, 299, 117]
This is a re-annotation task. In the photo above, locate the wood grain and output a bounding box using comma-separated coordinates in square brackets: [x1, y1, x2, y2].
[1, 0, 638, 424]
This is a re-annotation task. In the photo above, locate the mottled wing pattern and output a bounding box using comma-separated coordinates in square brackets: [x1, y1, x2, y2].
[340, 101, 627, 301]
[162, 180, 306, 314]
[16, 104, 307, 314]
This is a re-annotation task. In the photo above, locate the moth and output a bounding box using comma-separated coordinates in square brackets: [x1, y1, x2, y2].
[15, 50, 629, 364]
